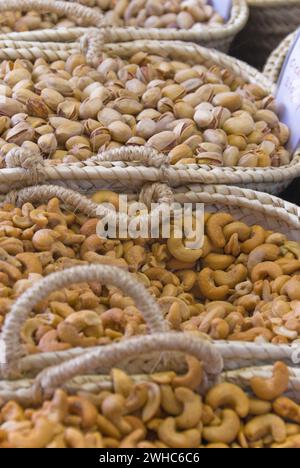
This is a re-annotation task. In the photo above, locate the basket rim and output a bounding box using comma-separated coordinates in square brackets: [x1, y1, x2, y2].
[0, 0, 248, 42]
[0, 182, 299, 380]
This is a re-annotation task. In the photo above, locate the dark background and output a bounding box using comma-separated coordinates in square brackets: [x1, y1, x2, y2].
[280, 178, 300, 205]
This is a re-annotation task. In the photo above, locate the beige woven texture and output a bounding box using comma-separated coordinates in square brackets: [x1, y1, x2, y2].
[0, 33, 299, 195]
[0, 0, 104, 32]
[232, 0, 300, 70]
[264, 30, 298, 83]
[1, 333, 300, 407]
[0, 0, 248, 52]
[0, 183, 300, 382]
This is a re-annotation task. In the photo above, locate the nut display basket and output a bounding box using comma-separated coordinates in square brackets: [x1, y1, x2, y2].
[0, 0, 103, 38]
[0, 182, 300, 382]
[0, 35, 299, 195]
[0, 334, 300, 448]
[264, 30, 298, 84]
[231, 0, 300, 69]
[0, 0, 249, 53]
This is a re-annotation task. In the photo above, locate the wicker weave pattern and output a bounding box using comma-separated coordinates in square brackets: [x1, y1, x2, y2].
[0, 35, 298, 194]
[0, 183, 299, 380]
[0, 0, 248, 53]
[264, 31, 297, 83]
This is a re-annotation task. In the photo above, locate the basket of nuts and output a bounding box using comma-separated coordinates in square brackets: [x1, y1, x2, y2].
[0, 34, 299, 195]
[7, 0, 248, 52]
[1, 182, 300, 381]
[0, 336, 299, 448]
[0, 0, 103, 41]
[264, 30, 298, 84]
[231, 0, 300, 70]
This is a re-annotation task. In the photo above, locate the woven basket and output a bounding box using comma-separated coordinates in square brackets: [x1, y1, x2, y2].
[0, 182, 299, 381]
[0, 335, 300, 442]
[0, 0, 249, 53]
[0, 0, 103, 37]
[264, 30, 298, 84]
[0, 36, 299, 195]
[231, 0, 300, 70]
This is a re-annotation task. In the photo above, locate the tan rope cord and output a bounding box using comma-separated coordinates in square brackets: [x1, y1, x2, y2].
[0, 0, 104, 27]
[5, 148, 46, 187]
[34, 333, 223, 399]
[1, 265, 168, 377]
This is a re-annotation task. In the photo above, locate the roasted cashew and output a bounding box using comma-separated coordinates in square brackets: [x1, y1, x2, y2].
[111, 369, 134, 398]
[241, 226, 266, 254]
[205, 383, 250, 418]
[167, 236, 203, 263]
[173, 356, 203, 390]
[244, 414, 286, 443]
[229, 327, 273, 342]
[158, 418, 201, 449]
[32, 229, 60, 251]
[273, 397, 300, 424]
[102, 394, 132, 435]
[272, 434, 300, 448]
[8, 418, 59, 448]
[247, 244, 280, 271]
[160, 385, 182, 416]
[145, 267, 180, 286]
[67, 396, 98, 429]
[97, 415, 121, 440]
[119, 429, 145, 448]
[202, 410, 240, 444]
[249, 399, 272, 416]
[176, 270, 197, 291]
[206, 213, 234, 249]
[175, 387, 203, 429]
[203, 253, 235, 271]
[281, 277, 300, 300]
[223, 222, 251, 242]
[214, 264, 248, 289]
[64, 427, 86, 448]
[250, 362, 289, 401]
[16, 252, 43, 276]
[38, 329, 71, 352]
[198, 268, 229, 300]
[251, 262, 283, 283]
[139, 382, 161, 423]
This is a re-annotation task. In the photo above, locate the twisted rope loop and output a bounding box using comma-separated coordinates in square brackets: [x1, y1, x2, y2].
[5, 148, 46, 186]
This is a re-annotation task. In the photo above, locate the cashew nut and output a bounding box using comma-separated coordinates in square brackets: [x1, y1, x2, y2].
[206, 213, 233, 249]
[202, 410, 240, 444]
[205, 383, 249, 418]
[244, 414, 286, 443]
[250, 362, 290, 401]
[198, 268, 229, 300]
[158, 418, 201, 449]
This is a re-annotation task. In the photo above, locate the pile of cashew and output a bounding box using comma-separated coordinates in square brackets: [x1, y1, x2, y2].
[0, 359, 299, 448]
[1, 193, 300, 351]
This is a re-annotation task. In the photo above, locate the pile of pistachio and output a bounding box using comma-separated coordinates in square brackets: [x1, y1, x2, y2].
[0, 50, 291, 168]
[0, 10, 89, 33]
[0, 360, 299, 448]
[1, 192, 300, 351]
[96, 0, 224, 29]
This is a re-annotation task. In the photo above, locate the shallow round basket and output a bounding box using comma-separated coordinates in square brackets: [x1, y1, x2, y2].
[0, 0, 103, 40]
[0, 0, 249, 53]
[263, 30, 298, 84]
[0, 37, 299, 195]
[0, 182, 299, 381]
[231, 0, 300, 69]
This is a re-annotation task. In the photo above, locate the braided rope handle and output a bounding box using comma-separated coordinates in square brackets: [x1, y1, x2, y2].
[94, 146, 170, 169]
[0, 0, 104, 26]
[1, 265, 168, 376]
[34, 332, 223, 398]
